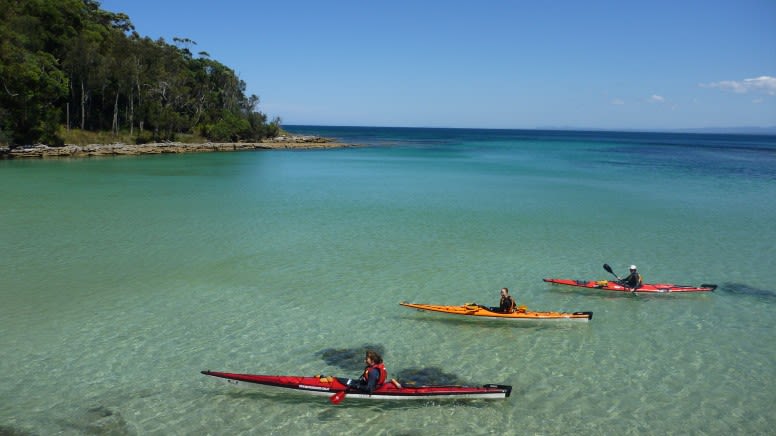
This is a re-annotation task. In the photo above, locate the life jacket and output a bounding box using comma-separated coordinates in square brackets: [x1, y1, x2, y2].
[500, 295, 516, 313]
[623, 272, 643, 288]
[362, 362, 387, 387]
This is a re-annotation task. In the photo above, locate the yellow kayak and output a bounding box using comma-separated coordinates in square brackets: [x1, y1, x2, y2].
[399, 302, 592, 322]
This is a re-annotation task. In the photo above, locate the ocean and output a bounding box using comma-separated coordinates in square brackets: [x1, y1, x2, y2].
[1, 126, 774, 435]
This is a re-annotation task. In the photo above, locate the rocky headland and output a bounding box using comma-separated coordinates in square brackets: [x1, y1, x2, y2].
[0, 135, 354, 159]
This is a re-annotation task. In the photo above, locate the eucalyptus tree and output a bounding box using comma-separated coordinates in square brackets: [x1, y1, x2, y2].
[0, 0, 279, 147]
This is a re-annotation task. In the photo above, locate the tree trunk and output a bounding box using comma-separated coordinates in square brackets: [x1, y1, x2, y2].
[80, 79, 86, 130]
[136, 75, 142, 132]
[112, 90, 119, 135]
[129, 88, 134, 136]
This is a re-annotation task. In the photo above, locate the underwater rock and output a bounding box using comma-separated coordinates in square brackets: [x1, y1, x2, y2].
[317, 344, 385, 370]
[394, 367, 463, 386]
[0, 425, 37, 436]
[720, 283, 776, 301]
[58, 405, 135, 436]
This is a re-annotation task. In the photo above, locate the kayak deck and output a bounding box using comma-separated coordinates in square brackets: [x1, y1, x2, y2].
[201, 370, 511, 400]
[399, 302, 592, 321]
[543, 278, 717, 293]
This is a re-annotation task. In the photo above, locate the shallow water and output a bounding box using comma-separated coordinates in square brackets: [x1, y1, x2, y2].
[1, 127, 775, 434]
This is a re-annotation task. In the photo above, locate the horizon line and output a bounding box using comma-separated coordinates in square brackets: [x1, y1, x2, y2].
[283, 124, 776, 135]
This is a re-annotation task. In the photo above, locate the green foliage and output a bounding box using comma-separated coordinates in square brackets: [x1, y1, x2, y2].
[0, 0, 68, 145]
[0, 0, 279, 147]
[202, 111, 248, 142]
[134, 131, 153, 145]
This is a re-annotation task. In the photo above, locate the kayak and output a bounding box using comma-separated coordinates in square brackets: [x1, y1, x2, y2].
[201, 370, 512, 401]
[399, 302, 593, 321]
[543, 278, 717, 293]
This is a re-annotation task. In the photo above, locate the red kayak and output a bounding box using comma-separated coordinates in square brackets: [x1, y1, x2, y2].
[543, 278, 717, 293]
[201, 370, 511, 401]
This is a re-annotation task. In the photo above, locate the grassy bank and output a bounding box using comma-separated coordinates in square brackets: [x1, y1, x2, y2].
[57, 127, 207, 146]
[56, 127, 291, 147]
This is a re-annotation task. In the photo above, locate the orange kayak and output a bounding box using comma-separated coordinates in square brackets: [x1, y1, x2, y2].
[399, 302, 592, 321]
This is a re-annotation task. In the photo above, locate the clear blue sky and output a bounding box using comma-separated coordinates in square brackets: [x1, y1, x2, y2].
[100, 0, 776, 131]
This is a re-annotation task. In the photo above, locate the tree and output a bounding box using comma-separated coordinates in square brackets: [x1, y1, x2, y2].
[0, 0, 68, 145]
[0, 0, 280, 147]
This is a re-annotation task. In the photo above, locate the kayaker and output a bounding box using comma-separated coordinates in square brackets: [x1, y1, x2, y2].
[619, 265, 643, 292]
[494, 287, 516, 313]
[347, 350, 387, 394]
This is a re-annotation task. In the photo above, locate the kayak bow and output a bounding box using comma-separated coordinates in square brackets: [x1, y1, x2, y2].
[201, 370, 512, 400]
[543, 278, 717, 293]
[399, 302, 592, 321]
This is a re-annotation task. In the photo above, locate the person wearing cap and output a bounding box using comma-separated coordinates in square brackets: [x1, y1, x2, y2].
[620, 265, 643, 292]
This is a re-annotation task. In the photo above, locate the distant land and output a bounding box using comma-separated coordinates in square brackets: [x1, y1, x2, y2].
[536, 126, 776, 135]
[292, 125, 776, 136]
[673, 126, 776, 135]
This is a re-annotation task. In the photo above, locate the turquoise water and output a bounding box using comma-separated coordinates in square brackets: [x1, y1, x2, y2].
[1, 127, 775, 435]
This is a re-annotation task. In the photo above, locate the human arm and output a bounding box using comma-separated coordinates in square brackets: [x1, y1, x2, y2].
[619, 272, 635, 287]
[349, 367, 381, 394]
[621, 272, 641, 290]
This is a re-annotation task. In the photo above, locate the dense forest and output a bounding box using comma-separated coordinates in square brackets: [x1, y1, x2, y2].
[0, 0, 280, 148]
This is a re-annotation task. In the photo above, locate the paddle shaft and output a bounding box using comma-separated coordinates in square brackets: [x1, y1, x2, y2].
[604, 263, 641, 293]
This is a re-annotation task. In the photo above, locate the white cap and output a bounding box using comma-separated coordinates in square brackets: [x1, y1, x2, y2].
[630, 265, 637, 270]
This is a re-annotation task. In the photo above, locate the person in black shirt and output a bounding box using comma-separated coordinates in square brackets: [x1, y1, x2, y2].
[496, 287, 516, 313]
[620, 265, 643, 292]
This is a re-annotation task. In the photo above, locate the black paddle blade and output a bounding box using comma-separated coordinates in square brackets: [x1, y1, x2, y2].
[603, 263, 620, 280]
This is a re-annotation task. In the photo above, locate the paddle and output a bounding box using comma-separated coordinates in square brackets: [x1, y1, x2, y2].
[329, 389, 347, 405]
[604, 263, 638, 293]
[328, 377, 353, 404]
[603, 263, 621, 280]
[331, 373, 398, 404]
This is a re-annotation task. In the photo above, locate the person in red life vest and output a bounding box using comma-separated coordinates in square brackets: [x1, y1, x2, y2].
[347, 350, 387, 394]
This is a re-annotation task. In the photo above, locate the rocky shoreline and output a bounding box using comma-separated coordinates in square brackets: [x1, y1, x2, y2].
[0, 135, 354, 159]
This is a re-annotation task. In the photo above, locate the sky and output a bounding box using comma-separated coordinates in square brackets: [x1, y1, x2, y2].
[99, 0, 776, 131]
